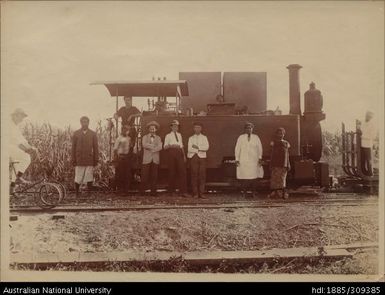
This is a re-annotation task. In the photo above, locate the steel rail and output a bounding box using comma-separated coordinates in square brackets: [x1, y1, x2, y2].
[10, 198, 378, 214]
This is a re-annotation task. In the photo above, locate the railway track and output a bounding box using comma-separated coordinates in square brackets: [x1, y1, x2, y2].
[9, 242, 378, 271]
[9, 194, 379, 273]
[9, 195, 378, 214]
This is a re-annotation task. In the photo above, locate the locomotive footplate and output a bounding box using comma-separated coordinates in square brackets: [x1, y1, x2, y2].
[337, 176, 379, 194]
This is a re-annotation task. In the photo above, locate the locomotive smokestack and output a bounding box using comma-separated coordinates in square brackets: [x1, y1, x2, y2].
[287, 64, 302, 115]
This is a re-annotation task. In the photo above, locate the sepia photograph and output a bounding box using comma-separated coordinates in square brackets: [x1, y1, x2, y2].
[1, 1, 384, 282]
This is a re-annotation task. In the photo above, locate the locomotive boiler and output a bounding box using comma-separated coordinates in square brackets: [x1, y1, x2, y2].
[92, 64, 329, 190]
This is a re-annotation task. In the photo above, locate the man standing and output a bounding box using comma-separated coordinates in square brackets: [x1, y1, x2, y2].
[358, 111, 376, 176]
[9, 108, 37, 183]
[72, 116, 99, 197]
[235, 122, 264, 197]
[113, 126, 131, 194]
[140, 121, 162, 196]
[164, 120, 188, 197]
[187, 122, 209, 198]
[114, 96, 141, 150]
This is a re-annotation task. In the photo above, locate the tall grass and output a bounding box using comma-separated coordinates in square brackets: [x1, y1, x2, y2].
[22, 121, 115, 189]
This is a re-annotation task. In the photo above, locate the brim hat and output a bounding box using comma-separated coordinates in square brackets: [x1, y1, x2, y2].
[13, 108, 28, 118]
[146, 121, 160, 129]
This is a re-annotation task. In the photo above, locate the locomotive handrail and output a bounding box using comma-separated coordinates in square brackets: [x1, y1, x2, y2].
[133, 115, 142, 154]
[347, 132, 359, 177]
[341, 123, 355, 176]
[341, 123, 359, 177]
[341, 123, 349, 175]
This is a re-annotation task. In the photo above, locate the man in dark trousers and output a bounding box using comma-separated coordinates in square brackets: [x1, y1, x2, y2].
[187, 122, 209, 198]
[114, 96, 141, 150]
[72, 116, 99, 197]
[140, 121, 162, 196]
[164, 120, 188, 198]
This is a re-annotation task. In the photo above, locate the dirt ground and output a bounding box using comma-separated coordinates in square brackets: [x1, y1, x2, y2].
[9, 193, 379, 274]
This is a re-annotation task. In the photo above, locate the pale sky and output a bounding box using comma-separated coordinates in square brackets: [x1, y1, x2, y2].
[1, 1, 384, 132]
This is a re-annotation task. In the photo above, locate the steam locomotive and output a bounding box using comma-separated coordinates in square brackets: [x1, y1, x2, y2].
[92, 64, 330, 190]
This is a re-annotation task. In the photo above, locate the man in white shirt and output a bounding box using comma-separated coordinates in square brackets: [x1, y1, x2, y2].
[9, 108, 37, 183]
[187, 122, 209, 198]
[164, 120, 188, 197]
[235, 122, 264, 197]
[358, 111, 376, 176]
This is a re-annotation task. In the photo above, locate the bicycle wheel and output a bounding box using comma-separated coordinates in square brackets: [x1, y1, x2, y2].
[50, 181, 67, 199]
[39, 183, 63, 209]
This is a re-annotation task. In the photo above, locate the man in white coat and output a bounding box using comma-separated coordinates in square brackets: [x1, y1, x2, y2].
[9, 108, 37, 184]
[357, 111, 377, 176]
[235, 122, 264, 197]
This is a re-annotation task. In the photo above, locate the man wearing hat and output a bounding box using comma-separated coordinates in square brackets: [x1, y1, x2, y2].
[72, 116, 99, 197]
[140, 121, 162, 196]
[9, 108, 37, 183]
[187, 122, 209, 198]
[164, 120, 188, 197]
[234, 122, 264, 197]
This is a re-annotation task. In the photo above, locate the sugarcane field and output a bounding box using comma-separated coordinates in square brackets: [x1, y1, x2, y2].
[1, 1, 383, 285]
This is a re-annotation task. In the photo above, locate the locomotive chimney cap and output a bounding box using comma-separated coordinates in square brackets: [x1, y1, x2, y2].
[287, 64, 302, 69]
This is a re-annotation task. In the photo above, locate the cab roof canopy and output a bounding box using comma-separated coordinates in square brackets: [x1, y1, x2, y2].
[91, 80, 189, 97]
